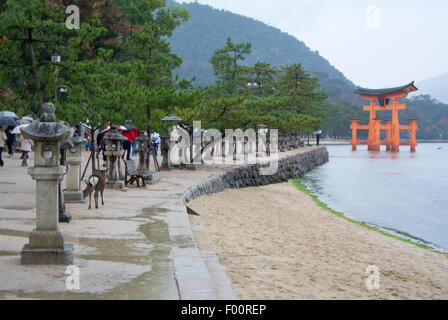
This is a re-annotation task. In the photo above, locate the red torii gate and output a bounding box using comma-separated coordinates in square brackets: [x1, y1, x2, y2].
[350, 82, 419, 152]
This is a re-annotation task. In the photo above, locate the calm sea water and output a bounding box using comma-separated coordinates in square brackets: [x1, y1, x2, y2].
[301, 143, 448, 250]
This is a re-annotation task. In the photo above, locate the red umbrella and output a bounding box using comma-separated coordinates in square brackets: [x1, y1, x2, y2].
[121, 128, 139, 141]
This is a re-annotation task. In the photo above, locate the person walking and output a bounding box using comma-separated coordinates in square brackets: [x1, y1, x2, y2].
[84, 128, 92, 151]
[96, 131, 107, 167]
[314, 130, 322, 146]
[0, 127, 7, 167]
[151, 131, 160, 156]
[6, 125, 15, 157]
[122, 139, 131, 161]
[131, 137, 138, 157]
[151, 136, 158, 156]
[19, 134, 33, 166]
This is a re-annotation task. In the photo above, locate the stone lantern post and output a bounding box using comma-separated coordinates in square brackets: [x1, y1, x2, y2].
[257, 124, 268, 157]
[64, 125, 87, 203]
[136, 133, 163, 184]
[160, 133, 171, 170]
[104, 126, 127, 189]
[136, 133, 149, 174]
[59, 138, 74, 223]
[20, 102, 74, 265]
[161, 112, 182, 170]
[278, 133, 286, 152]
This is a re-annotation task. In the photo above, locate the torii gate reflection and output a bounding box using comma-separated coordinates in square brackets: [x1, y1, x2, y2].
[350, 82, 419, 152]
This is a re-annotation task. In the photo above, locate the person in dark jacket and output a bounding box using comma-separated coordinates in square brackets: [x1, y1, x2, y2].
[97, 131, 107, 166]
[314, 130, 322, 146]
[122, 140, 131, 160]
[6, 125, 15, 157]
[0, 127, 7, 166]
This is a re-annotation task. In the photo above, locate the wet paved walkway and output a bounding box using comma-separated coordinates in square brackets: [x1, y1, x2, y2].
[0, 151, 236, 299]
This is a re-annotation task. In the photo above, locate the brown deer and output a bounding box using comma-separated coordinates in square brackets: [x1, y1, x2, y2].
[83, 169, 108, 210]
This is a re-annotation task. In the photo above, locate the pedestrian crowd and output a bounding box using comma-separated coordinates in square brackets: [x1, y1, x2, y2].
[1, 122, 161, 169]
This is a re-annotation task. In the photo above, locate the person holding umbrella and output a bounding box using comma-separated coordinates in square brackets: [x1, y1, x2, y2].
[10, 124, 31, 157]
[151, 131, 160, 156]
[314, 130, 322, 146]
[6, 126, 16, 157]
[0, 126, 7, 167]
[121, 124, 139, 157]
[18, 134, 33, 167]
[0, 117, 17, 158]
[121, 126, 138, 160]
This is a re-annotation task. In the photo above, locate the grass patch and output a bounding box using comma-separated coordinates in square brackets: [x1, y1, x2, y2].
[291, 179, 448, 259]
[400, 277, 412, 283]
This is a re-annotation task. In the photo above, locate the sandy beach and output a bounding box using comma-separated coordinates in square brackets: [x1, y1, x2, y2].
[187, 182, 448, 300]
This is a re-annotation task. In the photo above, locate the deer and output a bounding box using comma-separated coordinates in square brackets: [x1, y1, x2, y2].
[83, 168, 108, 210]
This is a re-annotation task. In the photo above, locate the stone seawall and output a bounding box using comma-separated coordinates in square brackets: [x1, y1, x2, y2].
[182, 146, 329, 204]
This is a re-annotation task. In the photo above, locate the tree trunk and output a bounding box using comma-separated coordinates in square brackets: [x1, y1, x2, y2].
[90, 128, 96, 174]
[27, 28, 44, 110]
[146, 43, 153, 148]
[146, 104, 152, 145]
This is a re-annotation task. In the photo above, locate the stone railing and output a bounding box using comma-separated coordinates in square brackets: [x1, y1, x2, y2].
[182, 146, 329, 203]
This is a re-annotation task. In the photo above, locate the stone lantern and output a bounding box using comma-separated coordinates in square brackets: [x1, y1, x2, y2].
[136, 133, 149, 174]
[278, 133, 285, 152]
[20, 102, 74, 265]
[64, 125, 87, 203]
[160, 133, 171, 170]
[161, 112, 182, 170]
[104, 126, 127, 189]
[256, 124, 268, 157]
[161, 112, 182, 130]
[135, 132, 163, 184]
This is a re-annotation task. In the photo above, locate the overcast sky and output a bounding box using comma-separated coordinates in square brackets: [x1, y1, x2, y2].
[179, 0, 448, 88]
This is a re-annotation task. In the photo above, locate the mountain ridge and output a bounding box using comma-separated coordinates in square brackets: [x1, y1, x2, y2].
[415, 73, 448, 104]
[169, 2, 361, 103]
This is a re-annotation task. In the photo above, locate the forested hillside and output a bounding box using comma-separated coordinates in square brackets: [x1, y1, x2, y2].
[167, 1, 448, 139]
[401, 96, 448, 140]
[169, 1, 361, 104]
[2, 0, 446, 140]
[416, 73, 448, 105]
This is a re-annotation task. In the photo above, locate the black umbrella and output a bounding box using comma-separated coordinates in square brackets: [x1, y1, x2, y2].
[0, 111, 18, 119]
[0, 117, 17, 127]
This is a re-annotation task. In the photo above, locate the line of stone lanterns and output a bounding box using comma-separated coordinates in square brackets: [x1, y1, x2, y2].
[19, 105, 172, 265]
